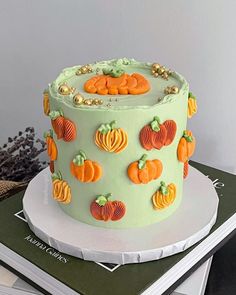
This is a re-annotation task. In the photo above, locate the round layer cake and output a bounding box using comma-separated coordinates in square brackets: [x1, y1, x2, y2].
[43, 58, 197, 229]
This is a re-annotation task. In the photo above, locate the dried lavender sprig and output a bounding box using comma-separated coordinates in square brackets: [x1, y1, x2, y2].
[0, 127, 47, 182]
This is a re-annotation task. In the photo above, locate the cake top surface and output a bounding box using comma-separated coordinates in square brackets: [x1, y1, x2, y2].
[48, 58, 188, 110]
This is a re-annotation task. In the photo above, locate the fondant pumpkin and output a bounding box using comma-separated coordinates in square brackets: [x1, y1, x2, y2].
[70, 150, 102, 183]
[177, 130, 196, 163]
[95, 120, 128, 153]
[90, 194, 126, 221]
[163, 120, 177, 146]
[64, 119, 77, 142]
[49, 110, 76, 142]
[49, 160, 54, 173]
[187, 92, 197, 118]
[127, 154, 163, 184]
[52, 172, 71, 204]
[49, 110, 65, 139]
[139, 117, 177, 150]
[111, 200, 126, 221]
[44, 130, 57, 161]
[152, 181, 176, 210]
[84, 73, 150, 95]
[43, 89, 50, 116]
[183, 161, 189, 179]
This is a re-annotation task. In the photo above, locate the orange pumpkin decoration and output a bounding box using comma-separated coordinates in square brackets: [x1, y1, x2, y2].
[49, 110, 65, 140]
[139, 117, 177, 150]
[84, 72, 150, 95]
[90, 194, 126, 221]
[52, 172, 71, 204]
[95, 120, 128, 153]
[152, 181, 176, 210]
[183, 161, 189, 179]
[49, 161, 54, 173]
[70, 150, 102, 183]
[177, 130, 196, 163]
[187, 92, 197, 118]
[127, 154, 163, 184]
[43, 89, 50, 116]
[44, 130, 57, 161]
[49, 110, 77, 142]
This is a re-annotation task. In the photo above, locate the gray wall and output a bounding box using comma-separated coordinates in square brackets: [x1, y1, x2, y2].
[0, 0, 235, 173]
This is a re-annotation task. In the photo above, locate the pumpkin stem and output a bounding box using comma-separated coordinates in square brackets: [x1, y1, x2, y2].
[138, 154, 148, 169]
[183, 131, 193, 142]
[110, 120, 117, 130]
[95, 193, 112, 206]
[188, 92, 196, 100]
[43, 129, 53, 138]
[150, 116, 161, 132]
[98, 121, 117, 134]
[73, 150, 87, 166]
[51, 171, 62, 181]
[49, 109, 63, 120]
[102, 67, 125, 78]
[160, 181, 169, 196]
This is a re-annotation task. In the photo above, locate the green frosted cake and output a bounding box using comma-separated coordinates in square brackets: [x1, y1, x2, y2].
[43, 58, 197, 229]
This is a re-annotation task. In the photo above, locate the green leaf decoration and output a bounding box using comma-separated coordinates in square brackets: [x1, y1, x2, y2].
[73, 150, 87, 166]
[160, 181, 169, 196]
[95, 193, 112, 206]
[43, 129, 53, 138]
[95, 196, 107, 206]
[51, 171, 62, 181]
[188, 92, 196, 100]
[98, 121, 117, 134]
[102, 67, 125, 78]
[49, 110, 63, 120]
[183, 131, 193, 142]
[150, 116, 161, 132]
[138, 154, 148, 169]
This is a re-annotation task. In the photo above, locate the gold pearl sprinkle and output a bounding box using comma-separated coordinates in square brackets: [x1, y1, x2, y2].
[164, 86, 172, 95]
[58, 84, 73, 95]
[162, 72, 169, 80]
[81, 66, 88, 74]
[92, 99, 99, 105]
[158, 67, 165, 75]
[164, 85, 179, 95]
[98, 99, 103, 105]
[84, 99, 93, 105]
[152, 63, 160, 70]
[151, 62, 172, 80]
[171, 86, 179, 94]
[76, 65, 93, 75]
[73, 93, 84, 105]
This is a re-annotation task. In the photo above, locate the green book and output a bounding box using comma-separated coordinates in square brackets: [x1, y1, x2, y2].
[0, 161, 235, 295]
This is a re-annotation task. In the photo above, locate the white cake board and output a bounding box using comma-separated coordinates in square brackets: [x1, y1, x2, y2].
[23, 166, 219, 265]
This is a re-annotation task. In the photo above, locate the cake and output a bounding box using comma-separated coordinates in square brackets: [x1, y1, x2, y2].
[43, 58, 197, 229]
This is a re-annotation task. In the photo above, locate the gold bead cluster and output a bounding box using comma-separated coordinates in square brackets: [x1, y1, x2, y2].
[58, 83, 76, 95]
[73, 93, 103, 106]
[164, 85, 179, 95]
[151, 63, 172, 80]
[76, 64, 93, 76]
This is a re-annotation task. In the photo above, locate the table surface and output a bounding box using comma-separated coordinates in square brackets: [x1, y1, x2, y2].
[205, 233, 236, 295]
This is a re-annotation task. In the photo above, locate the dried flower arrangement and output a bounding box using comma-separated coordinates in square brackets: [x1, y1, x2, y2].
[0, 127, 47, 198]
